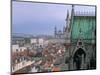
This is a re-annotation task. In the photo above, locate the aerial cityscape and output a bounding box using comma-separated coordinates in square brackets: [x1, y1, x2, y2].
[11, 1, 96, 74]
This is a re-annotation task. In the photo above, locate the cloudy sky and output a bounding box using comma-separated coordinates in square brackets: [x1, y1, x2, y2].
[12, 1, 95, 35]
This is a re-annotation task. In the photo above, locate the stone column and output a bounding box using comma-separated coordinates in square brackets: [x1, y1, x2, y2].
[73, 62, 76, 70]
[70, 58, 74, 70]
[81, 54, 84, 69]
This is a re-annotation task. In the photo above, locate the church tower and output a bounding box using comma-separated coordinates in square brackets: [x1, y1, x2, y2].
[54, 26, 57, 38]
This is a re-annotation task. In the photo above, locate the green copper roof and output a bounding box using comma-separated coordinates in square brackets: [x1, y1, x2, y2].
[71, 16, 96, 43]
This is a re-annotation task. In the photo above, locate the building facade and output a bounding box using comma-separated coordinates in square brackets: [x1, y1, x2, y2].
[64, 5, 96, 70]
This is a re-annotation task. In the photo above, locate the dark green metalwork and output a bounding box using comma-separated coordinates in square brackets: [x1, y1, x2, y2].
[71, 16, 96, 43]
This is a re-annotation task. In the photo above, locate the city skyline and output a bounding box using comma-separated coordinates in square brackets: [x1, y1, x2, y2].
[11, 1, 96, 74]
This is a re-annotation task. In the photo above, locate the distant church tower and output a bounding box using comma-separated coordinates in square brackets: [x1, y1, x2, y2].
[54, 26, 64, 39]
[54, 26, 57, 38]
